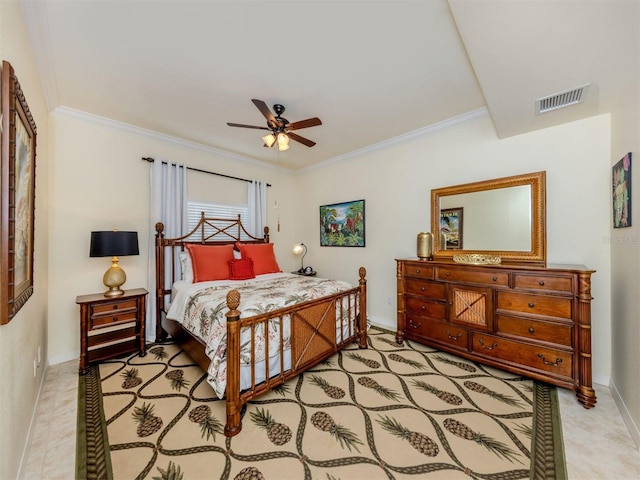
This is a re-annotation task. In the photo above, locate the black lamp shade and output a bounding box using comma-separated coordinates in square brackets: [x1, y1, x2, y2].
[90, 231, 139, 257]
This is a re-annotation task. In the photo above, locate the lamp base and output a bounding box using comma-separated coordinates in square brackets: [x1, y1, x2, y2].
[103, 260, 127, 297]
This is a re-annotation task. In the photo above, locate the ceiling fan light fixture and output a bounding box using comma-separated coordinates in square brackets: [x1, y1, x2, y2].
[278, 133, 289, 147]
[262, 133, 276, 147]
[278, 141, 290, 152]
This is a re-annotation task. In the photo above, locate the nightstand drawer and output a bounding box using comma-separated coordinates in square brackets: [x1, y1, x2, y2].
[91, 299, 137, 316]
[403, 263, 434, 280]
[90, 310, 138, 329]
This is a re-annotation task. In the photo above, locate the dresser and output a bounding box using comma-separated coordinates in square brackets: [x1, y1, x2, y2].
[396, 258, 596, 408]
[77, 288, 148, 374]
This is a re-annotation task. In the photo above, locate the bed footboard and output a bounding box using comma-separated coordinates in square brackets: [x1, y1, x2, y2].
[224, 267, 367, 436]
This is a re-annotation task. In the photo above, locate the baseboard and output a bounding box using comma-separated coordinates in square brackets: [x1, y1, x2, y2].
[16, 361, 49, 480]
[48, 350, 79, 366]
[369, 316, 395, 332]
[610, 379, 640, 450]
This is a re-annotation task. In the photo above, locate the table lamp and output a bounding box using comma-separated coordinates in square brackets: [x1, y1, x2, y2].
[90, 229, 139, 297]
[292, 243, 308, 273]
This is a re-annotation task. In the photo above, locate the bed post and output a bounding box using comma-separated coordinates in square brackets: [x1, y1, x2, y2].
[358, 267, 368, 349]
[224, 290, 243, 437]
[154, 222, 166, 342]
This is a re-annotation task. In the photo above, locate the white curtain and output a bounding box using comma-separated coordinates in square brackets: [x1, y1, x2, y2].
[247, 180, 267, 238]
[147, 159, 187, 342]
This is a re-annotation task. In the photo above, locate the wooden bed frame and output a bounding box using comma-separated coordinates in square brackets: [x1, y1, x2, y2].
[154, 215, 367, 436]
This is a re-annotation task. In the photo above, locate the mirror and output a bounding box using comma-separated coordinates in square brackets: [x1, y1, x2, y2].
[431, 171, 546, 264]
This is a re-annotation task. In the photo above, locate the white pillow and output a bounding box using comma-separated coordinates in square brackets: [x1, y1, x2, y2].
[179, 251, 193, 283]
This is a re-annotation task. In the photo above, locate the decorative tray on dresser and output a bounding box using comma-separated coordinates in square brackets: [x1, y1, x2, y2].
[396, 258, 597, 408]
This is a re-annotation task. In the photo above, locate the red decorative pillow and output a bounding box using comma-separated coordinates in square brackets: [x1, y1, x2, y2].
[228, 258, 255, 280]
[235, 242, 281, 275]
[185, 244, 235, 282]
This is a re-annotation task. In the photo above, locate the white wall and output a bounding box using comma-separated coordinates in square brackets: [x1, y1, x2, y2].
[0, 1, 50, 478]
[47, 110, 298, 363]
[295, 114, 612, 384]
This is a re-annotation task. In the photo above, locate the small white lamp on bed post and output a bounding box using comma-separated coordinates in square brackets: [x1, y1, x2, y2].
[292, 243, 307, 274]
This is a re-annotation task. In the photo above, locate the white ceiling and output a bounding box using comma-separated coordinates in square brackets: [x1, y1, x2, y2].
[22, 0, 639, 171]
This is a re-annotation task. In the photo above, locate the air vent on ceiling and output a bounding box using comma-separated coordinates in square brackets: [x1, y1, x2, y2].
[535, 84, 590, 114]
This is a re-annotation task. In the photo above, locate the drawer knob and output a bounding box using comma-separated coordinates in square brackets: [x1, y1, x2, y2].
[492, 276, 497, 281]
[537, 354, 562, 367]
[478, 338, 498, 350]
[445, 330, 462, 341]
[421, 287, 426, 291]
[528, 327, 535, 334]
[528, 302, 535, 308]
[112, 305, 118, 309]
[445, 272, 450, 277]
[539, 281, 545, 286]
[112, 317, 118, 322]
[415, 269, 421, 274]
[421, 306, 426, 311]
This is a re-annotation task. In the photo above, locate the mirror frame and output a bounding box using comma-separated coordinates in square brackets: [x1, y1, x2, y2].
[431, 171, 546, 265]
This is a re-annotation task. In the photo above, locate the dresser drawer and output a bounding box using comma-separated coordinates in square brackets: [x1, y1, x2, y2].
[496, 291, 572, 320]
[496, 315, 572, 347]
[405, 318, 468, 351]
[436, 266, 509, 287]
[471, 333, 573, 379]
[405, 279, 446, 299]
[405, 296, 446, 320]
[403, 263, 434, 280]
[88, 324, 138, 347]
[513, 273, 573, 294]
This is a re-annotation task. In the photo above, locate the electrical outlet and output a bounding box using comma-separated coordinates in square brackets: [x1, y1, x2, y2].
[387, 296, 392, 305]
[33, 359, 37, 378]
[37, 346, 41, 366]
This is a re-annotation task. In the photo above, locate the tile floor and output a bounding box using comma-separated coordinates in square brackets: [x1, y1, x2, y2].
[20, 360, 640, 480]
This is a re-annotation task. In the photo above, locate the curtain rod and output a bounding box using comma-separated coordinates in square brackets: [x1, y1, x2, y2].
[141, 157, 271, 187]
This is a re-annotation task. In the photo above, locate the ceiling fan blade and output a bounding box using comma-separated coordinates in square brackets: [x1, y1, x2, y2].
[251, 99, 277, 127]
[286, 117, 322, 131]
[227, 122, 270, 131]
[287, 131, 316, 147]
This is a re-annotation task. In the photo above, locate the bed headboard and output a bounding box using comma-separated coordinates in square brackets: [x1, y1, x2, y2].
[154, 214, 269, 341]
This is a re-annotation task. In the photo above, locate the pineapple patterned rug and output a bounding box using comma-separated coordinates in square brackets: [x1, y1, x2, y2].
[76, 328, 566, 480]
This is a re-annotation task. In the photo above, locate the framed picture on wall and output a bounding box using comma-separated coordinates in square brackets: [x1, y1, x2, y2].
[1, 60, 37, 325]
[319, 199, 365, 247]
[612, 152, 632, 228]
[440, 207, 463, 249]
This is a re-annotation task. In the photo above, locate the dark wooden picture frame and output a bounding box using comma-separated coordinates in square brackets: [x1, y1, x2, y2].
[1, 60, 37, 324]
[440, 207, 463, 250]
[612, 152, 632, 228]
[319, 199, 365, 247]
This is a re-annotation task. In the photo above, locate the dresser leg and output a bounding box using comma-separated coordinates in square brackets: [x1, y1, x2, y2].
[576, 386, 597, 408]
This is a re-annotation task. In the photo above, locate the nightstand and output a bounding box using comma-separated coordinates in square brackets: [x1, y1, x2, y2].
[76, 288, 148, 374]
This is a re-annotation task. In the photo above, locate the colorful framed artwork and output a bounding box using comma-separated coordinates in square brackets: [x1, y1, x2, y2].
[612, 152, 632, 228]
[320, 199, 365, 247]
[440, 207, 463, 249]
[1, 60, 37, 324]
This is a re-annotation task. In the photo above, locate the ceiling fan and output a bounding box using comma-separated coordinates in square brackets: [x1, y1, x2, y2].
[227, 99, 322, 151]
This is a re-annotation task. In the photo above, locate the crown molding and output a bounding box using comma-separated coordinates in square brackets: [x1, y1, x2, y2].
[299, 107, 490, 173]
[51, 106, 286, 171]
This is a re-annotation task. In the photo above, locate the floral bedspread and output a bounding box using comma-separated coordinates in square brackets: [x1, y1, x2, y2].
[166, 273, 358, 398]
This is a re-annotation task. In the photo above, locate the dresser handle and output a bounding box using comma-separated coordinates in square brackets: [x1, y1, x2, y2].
[113, 316, 118, 322]
[421, 305, 426, 311]
[478, 338, 498, 350]
[408, 319, 421, 329]
[528, 302, 535, 308]
[421, 287, 426, 291]
[112, 304, 118, 309]
[539, 281, 545, 286]
[528, 327, 535, 334]
[415, 269, 421, 274]
[445, 330, 462, 341]
[445, 272, 450, 277]
[492, 276, 497, 281]
[538, 354, 562, 367]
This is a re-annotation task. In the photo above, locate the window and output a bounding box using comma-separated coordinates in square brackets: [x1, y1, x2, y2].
[186, 201, 251, 242]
